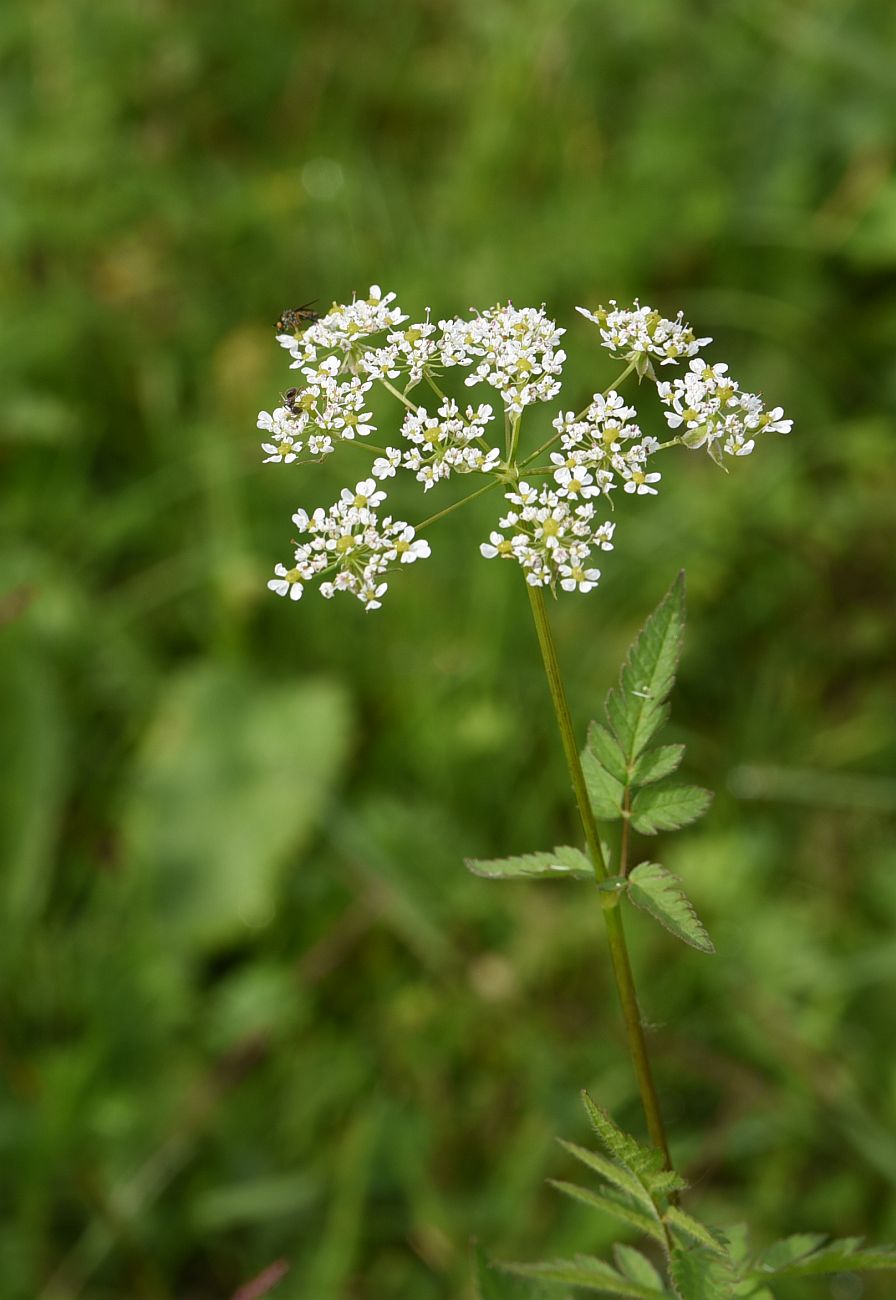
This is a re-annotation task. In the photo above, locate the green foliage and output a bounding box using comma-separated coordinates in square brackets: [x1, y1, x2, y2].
[614, 1243, 665, 1291]
[506, 1095, 896, 1299]
[123, 664, 352, 948]
[580, 576, 714, 951]
[505, 1254, 666, 1298]
[629, 785, 713, 837]
[583, 749, 627, 821]
[584, 575, 713, 839]
[669, 1248, 735, 1300]
[549, 1182, 665, 1245]
[469, 576, 714, 969]
[0, 630, 66, 949]
[746, 1235, 896, 1280]
[604, 573, 685, 765]
[466, 846, 595, 881]
[6, 0, 896, 1292]
[627, 864, 714, 954]
[630, 745, 684, 788]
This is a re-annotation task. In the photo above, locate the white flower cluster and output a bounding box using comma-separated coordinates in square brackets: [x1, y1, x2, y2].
[389, 398, 499, 490]
[439, 303, 566, 413]
[480, 482, 616, 592]
[259, 357, 375, 463]
[268, 479, 431, 611]
[577, 301, 710, 369]
[550, 391, 662, 498]
[260, 287, 791, 611]
[657, 359, 793, 459]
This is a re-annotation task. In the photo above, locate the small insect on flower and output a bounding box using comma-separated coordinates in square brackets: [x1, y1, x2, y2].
[280, 387, 302, 415]
[275, 302, 320, 333]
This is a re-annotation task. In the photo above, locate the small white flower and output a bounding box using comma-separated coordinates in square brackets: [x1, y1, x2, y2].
[622, 468, 662, 495]
[372, 448, 403, 479]
[559, 564, 601, 593]
[307, 434, 334, 456]
[360, 580, 388, 611]
[267, 564, 304, 601]
[480, 530, 514, 559]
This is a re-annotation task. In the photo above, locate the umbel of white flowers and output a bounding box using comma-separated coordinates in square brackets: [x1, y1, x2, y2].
[259, 288, 791, 611]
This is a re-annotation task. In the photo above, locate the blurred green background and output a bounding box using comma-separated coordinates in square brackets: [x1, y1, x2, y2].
[3, 0, 896, 1296]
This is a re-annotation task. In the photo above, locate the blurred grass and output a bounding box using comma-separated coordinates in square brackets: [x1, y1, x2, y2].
[2, 0, 896, 1296]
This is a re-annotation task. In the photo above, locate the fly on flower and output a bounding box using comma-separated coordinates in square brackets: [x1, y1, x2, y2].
[275, 302, 320, 333]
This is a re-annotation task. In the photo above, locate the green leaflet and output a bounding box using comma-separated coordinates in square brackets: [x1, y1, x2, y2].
[587, 721, 629, 784]
[465, 846, 594, 880]
[670, 1248, 736, 1300]
[581, 1092, 666, 1181]
[748, 1236, 896, 1279]
[549, 1182, 666, 1244]
[630, 744, 684, 787]
[504, 1257, 666, 1298]
[751, 1234, 826, 1271]
[627, 864, 715, 954]
[605, 573, 685, 765]
[629, 783, 712, 836]
[583, 749, 625, 820]
[558, 1140, 658, 1217]
[665, 1207, 730, 1257]
[613, 1245, 665, 1292]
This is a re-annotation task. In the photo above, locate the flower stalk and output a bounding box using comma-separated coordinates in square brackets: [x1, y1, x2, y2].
[525, 583, 672, 1165]
[260, 286, 792, 1163]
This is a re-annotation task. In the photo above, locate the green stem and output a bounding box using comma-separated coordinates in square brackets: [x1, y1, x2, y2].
[525, 583, 672, 1165]
[415, 477, 502, 532]
[350, 440, 392, 456]
[424, 371, 449, 403]
[379, 378, 419, 412]
[508, 414, 522, 463]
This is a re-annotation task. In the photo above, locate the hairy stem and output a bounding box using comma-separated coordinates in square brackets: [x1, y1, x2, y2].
[525, 584, 672, 1165]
